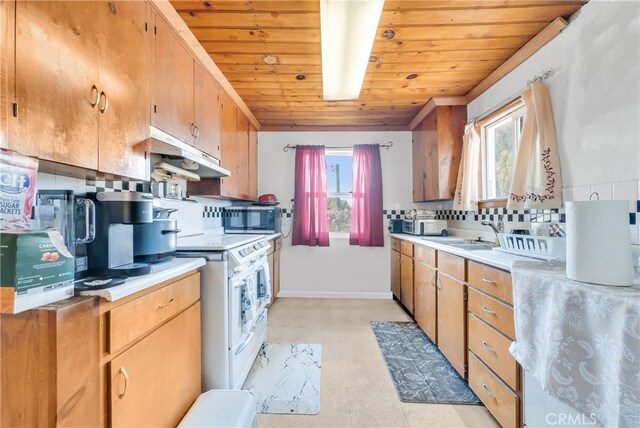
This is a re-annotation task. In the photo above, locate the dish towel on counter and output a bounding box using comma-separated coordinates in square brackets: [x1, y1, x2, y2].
[241, 279, 258, 334]
[509, 260, 640, 427]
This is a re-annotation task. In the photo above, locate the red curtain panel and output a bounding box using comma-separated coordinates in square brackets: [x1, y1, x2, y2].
[350, 144, 384, 246]
[292, 145, 330, 246]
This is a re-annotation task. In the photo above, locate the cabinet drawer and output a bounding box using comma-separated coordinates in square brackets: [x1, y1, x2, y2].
[414, 245, 436, 267]
[400, 240, 414, 257]
[391, 238, 400, 252]
[438, 251, 465, 281]
[468, 288, 515, 339]
[468, 352, 518, 428]
[468, 261, 512, 304]
[468, 313, 517, 390]
[110, 273, 200, 353]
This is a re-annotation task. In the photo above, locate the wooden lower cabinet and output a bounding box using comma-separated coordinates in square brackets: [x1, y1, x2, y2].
[0, 297, 101, 427]
[436, 273, 467, 378]
[110, 303, 201, 428]
[268, 236, 282, 304]
[400, 253, 414, 314]
[390, 248, 401, 300]
[414, 260, 437, 343]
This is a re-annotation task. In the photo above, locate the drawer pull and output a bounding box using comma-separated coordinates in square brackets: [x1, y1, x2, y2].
[482, 383, 495, 400]
[118, 367, 129, 399]
[158, 298, 175, 309]
[482, 277, 496, 284]
[482, 305, 496, 315]
[430, 273, 436, 287]
[482, 341, 496, 353]
[436, 278, 443, 290]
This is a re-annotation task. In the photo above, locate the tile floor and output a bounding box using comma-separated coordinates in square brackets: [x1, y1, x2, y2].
[258, 298, 501, 428]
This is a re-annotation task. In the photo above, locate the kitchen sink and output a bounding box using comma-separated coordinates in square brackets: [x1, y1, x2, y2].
[420, 237, 465, 244]
[447, 243, 496, 251]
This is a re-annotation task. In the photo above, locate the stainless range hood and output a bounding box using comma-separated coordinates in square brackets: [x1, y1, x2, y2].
[149, 126, 230, 178]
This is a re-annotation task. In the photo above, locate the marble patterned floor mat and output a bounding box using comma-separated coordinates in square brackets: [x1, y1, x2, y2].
[371, 321, 481, 404]
[242, 343, 321, 414]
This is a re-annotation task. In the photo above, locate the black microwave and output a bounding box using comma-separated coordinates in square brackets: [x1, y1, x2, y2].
[223, 207, 282, 234]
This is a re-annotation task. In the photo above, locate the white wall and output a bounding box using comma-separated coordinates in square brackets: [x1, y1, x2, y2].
[257, 131, 412, 298]
[468, 0, 640, 203]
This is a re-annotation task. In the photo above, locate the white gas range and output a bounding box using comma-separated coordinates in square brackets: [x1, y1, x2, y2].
[177, 233, 271, 390]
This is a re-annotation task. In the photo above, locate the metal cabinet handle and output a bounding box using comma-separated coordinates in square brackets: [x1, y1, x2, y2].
[482, 341, 496, 353]
[118, 367, 129, 399]
[436, 278, 443, 290]
[158, 298, 174, 309]
[481, 277, 496, 285]
[430, 273, 436, 287]
[89, 84, 100, 108]
[194, 125, 200, 138]
[482, 384, 495, 400]
[98, 91, 109, 113]
[190, 123, 196, 137]
[482, 305, 496, 315]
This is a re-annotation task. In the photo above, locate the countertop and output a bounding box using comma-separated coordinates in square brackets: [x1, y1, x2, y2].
[76, 257, 206, 302]
[389, 233, 533, 271]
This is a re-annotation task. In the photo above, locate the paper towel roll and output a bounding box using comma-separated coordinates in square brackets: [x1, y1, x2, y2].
[566, 200, 634, 286]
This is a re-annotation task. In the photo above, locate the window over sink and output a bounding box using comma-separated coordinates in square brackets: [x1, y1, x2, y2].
[480, 103, 526, 202]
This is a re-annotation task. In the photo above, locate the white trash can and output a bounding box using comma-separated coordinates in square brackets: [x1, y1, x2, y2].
[178, 390, 258, 428]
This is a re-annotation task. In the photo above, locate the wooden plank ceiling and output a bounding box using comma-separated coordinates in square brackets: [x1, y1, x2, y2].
[171, 0, 585, 130]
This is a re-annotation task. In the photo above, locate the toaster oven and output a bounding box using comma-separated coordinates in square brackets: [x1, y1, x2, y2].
[402, 219, 448, 236]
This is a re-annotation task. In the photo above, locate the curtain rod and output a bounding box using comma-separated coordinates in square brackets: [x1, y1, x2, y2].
[467, 69, 553, 125]
[282, 141, 393, 152]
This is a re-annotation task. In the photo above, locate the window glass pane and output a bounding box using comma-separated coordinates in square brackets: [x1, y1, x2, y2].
[328, 196, 351, 233]
[482, 105, 525, 200]
[326, 154, 352, 193]
[491, 117, 515, 199]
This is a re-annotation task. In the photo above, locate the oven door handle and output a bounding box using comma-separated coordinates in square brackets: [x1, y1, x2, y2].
[256, 313, 265, 324]
[234, 329, 255, 355]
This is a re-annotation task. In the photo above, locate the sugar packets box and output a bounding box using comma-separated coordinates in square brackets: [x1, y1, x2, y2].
[1, 230, 75, 314]
[0, 148, 38, 230]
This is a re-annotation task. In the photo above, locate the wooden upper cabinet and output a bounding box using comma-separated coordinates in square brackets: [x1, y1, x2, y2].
[236, 112, 250, 200]
[412, 105, 467, 201]
[194, 63, 221, 159]
[219, 93, 239, 197]
[11, 1, 100, 170]
[248, 123, 258, 200]
[96, 1, 150, 180]
[0, 0, 15, 149]
[152, 11, 194, 144]
[9, 1, 149, 180]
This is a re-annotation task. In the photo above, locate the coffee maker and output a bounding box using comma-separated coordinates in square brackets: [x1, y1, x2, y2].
[34, 190, 96, 275]
[85, 192, 154, 278]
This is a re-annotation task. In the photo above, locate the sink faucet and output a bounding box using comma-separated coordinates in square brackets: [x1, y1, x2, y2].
[481, 215, 504, 245]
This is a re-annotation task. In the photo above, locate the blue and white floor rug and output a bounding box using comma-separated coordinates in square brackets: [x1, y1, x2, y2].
[371, 321, 481, 404]
[242, 343, 321, 414]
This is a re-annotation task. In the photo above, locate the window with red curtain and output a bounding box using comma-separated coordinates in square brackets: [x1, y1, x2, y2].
[291, 145, 330, 247]
[349, 144, 383, 246]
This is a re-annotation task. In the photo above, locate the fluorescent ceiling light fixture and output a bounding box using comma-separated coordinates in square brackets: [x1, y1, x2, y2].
[320, 0, 385, 101]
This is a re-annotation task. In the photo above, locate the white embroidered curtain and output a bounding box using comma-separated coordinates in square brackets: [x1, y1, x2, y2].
[453, 122, 481, 212]
[507, 81, 562, 210]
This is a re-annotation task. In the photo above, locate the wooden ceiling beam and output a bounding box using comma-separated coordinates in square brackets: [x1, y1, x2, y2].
[465, 17, 568, 102]
[409, 97, 468, 130]
[260, 125, 410, 132]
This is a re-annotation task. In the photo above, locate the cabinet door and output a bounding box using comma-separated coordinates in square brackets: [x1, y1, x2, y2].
[152, 12, 193, 144]
[13, 1, 99, 169]
[414, 261, 437, 343]
[110, 303, 201, 428]
[436, 106, 466, 200]
[423, 111, 439, 201]
[220, 93, 239, 197]
[273, 246, 281, 300]
[437, 274, 467, 378]
[97, 1, 149, 180]
[411, 128, 425, 202]
[400, 253, 414, 314]
[236, 112, 250, 199]
[248, 123, 258, 200]
[390, 249, 401, 300]
[0, 0, 14, 149]
[194, 63, 221, 159]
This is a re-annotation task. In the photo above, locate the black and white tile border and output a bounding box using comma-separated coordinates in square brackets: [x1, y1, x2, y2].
[202, 206, 224, 218]
[85, 179, 150, 194]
